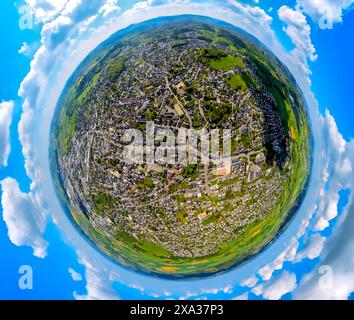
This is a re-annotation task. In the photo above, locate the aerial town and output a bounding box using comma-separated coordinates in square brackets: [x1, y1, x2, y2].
[51, 17, 310, 275]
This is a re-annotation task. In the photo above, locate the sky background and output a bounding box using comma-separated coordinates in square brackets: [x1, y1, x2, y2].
[0, 0, 354, 300]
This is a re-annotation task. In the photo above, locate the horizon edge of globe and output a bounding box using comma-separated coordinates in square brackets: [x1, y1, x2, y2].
[49, 14, 312, 279]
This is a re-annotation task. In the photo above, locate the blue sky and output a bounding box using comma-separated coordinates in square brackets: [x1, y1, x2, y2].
[310, 9, 354, 140]
[0, 0, 354, 300]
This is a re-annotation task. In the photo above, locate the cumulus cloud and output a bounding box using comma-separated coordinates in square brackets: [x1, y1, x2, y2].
[18, 42, 30, 56]
[253, 271, 297, 300]
[313, 193, 339, 231]
[232, 292, 249, 300]
[99, 0, 120, 17]
[40, 0, 116, 50]
[278, 5, 317, 75]
[23, 0, 68, 23]
[74, 255, 118, 300]
[19, 42, 40, 58]
[295, 234, 326, 261]
[297, 0, 354, 26]
[198, 285, 233, 295]
[240, 275, 259, 288]
[24, 0, 120, 24]
[311, 110, 352, 232]
[68, 267, 83, 281]
[258, 237, 299, 281]
[0, 178, 48, 258]
[227, 0, 274, 37]
[0, 101, 14, 167]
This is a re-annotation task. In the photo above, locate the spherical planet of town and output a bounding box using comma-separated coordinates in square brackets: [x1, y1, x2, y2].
[50, 16, 311, 277]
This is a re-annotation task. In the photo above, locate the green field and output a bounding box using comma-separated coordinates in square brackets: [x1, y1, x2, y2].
[227, 73, 256, 91]
[209, 55, 245, 71]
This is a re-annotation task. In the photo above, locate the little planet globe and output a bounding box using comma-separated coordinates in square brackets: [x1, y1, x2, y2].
[50, 15, 312, 277]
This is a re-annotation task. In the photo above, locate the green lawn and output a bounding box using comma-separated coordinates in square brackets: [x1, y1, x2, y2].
[209, 55, 245, 71]
[227, 73, 256, 91]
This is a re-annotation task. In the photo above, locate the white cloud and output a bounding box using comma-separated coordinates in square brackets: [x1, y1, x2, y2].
[258, 237, 299, 281]
[23, 0, 69, 23]
[278, 5, 317, 75]
[24, 0, 120, 23]
[295, 234, 326, 261]
[232, 292, 249, 300]
[19, 42, 40, 58]
[99, 0, 120, 17]
[324, 109, 346, 155]
[313, 193, 339, 231]
[74, 255, 119, 300]
[297, 0, 354, 26]
[240, 275, 259, 288]
[227, 0, 274, 36]
[40, 0, 114, 50]
[311, 110, 351, 232]
[18, 42, 30, 56]
[68, 267, 83, 281]
[198, 285, 233, 295]
[253, 271, 297, 300]
[0, 178, 48, 258]
[0, 101, 14, 167]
